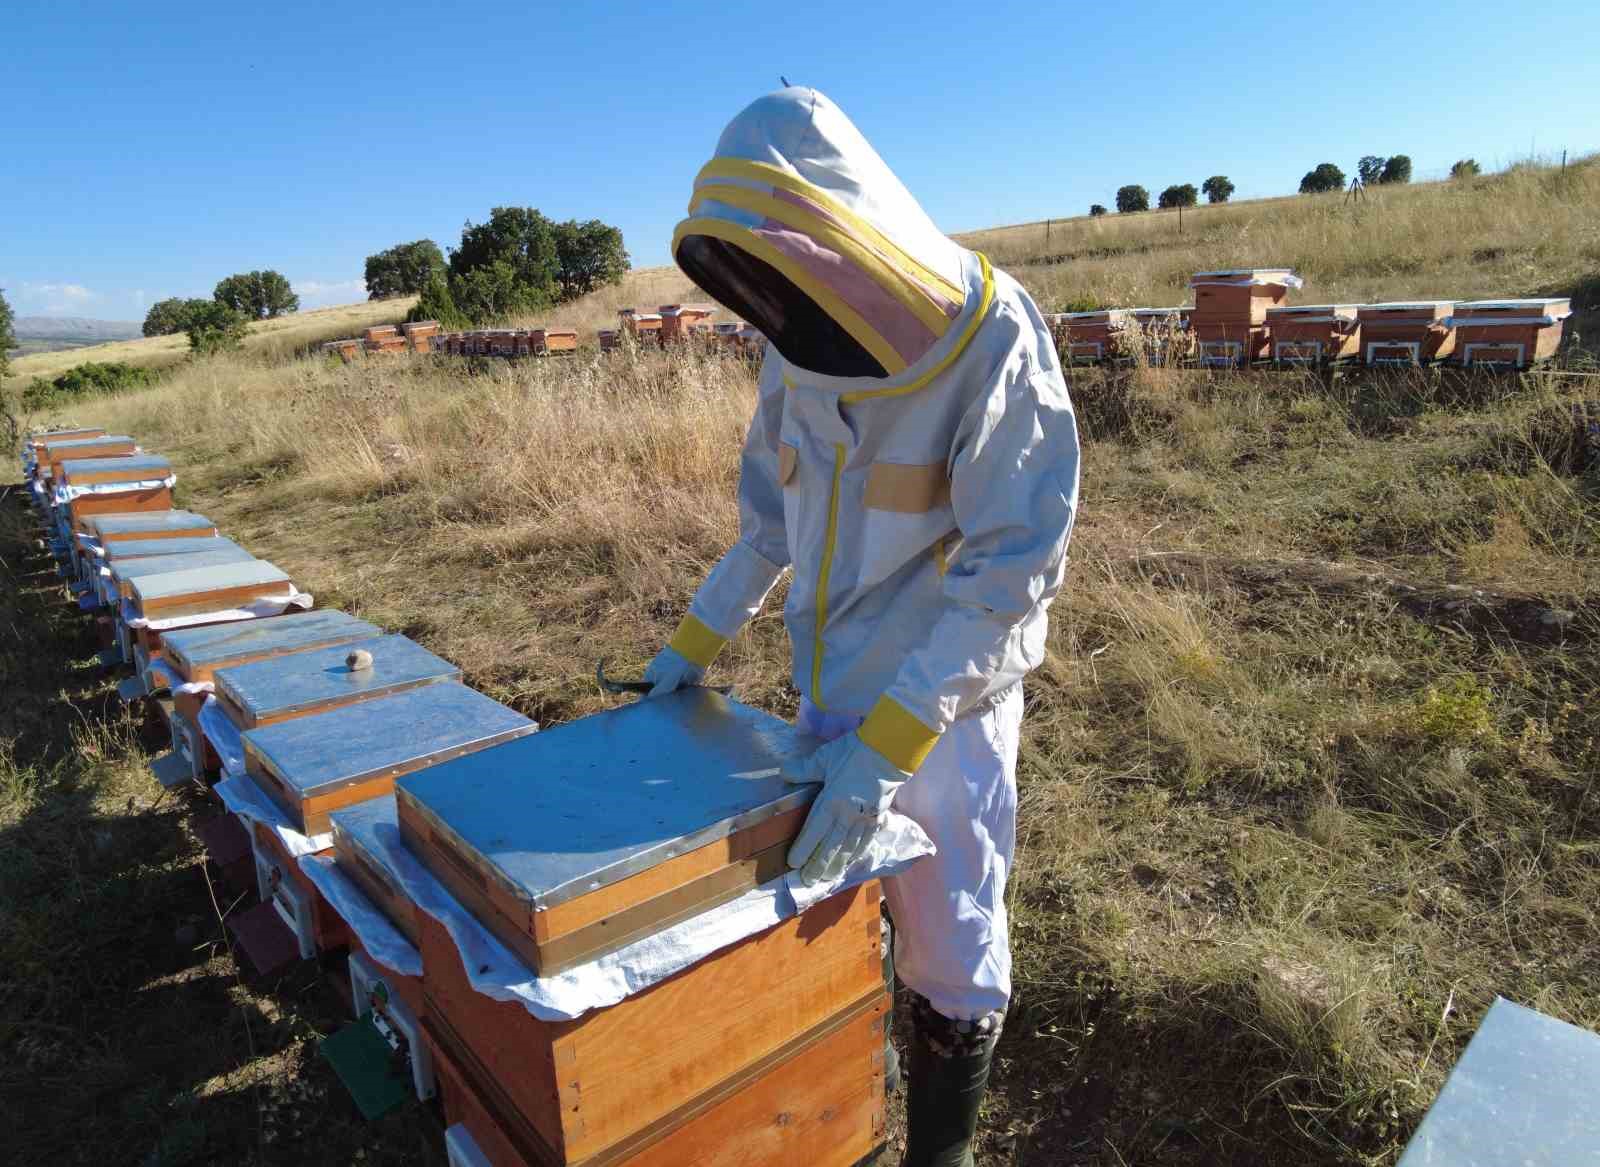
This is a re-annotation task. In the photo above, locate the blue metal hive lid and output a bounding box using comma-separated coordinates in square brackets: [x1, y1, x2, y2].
[103, 535, 244, 561]
[47, 435, 137, 456]
[130, 559, 289, 604]
[214, 634, 459, 722]
[89, 510, 214, 537]
[241, 682, 535, 798]
[109, 548, 258, 586]
[58, 454, 172, 478]
[1397, 997, 1600, 1165]
[394, 688, 813, 911]
[163, 609, 382, 674]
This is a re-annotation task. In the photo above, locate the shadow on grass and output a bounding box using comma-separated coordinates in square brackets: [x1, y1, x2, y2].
[0, 485, 443, 1166]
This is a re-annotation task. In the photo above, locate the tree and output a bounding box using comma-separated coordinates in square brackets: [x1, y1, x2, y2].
[1201, 175, 1234, 204]
[449, 207, 560, 309]
[1379, 155, 1412, 185]
[1299, 163, 1346, 195]
[1158, 183, 1198, 209]
[185, 301, 249, 355]
[213, 270, 298, 319]
[142, 296, 212, 337]
[1089, 204, 1107, 217]
[0, 287, 14, 381]
[1451, 158, 1482, 180]
[407, 270, 470, 330]
[449, 260, 539, 323]
[1357, 155, 1387, 186]
[364, 240, 447, 300]
[1115, 184, 1150, 214]
[553, 219, 629, 300]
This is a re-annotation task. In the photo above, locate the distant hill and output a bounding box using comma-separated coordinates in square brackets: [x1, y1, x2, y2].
[10, 316, 144, 357]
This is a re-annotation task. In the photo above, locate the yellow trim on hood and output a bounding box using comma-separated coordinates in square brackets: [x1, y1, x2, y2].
[672, 216, 907, 374]
[694, 158, 962, 305]
[839, 253, 996, 404]
[690, 183, 953, 335]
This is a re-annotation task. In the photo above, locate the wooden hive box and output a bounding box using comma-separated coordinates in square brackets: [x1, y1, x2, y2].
[1447, 299, 1573, 369]
[402, 320, 441, 338]
[363, 325, 401, 342]
[597, 329, 619, 352]
[1192, 319, 1270, 367]
[332, 795, 423, 947]
[1265, 305, 1361, 364]
[58, 455, 174, 530]
[432, 976, 885, 1167]
[544, 329, 576, 353]
[1189, 269, 1298, 324]
[105, 544, 256, 606]
[88, 510, 216, 546]
[215, 632, 459, 730]
[162, 608, 383, 688]
[103, 534, 244, 564]
[396, 689, 812, 979]
[29, 428, 105, 472]
[620, 310, 663, 345]
[46, 434, 140, 480]
[129, 558, 294, 623]
[240, 681, 536, 836]
[418, 876, 886, 1167]
[1056, 310, 1131, 364]
[1356, 302, 1456, 365]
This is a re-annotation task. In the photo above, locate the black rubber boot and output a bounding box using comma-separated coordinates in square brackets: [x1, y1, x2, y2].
[882, 912, 902, 1093]
[901, 994, 1001, 1167]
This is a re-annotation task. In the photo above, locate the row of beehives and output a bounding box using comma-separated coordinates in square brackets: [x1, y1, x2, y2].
[1048, 269, 1575, 370]
[19, 427, 891, 1166]
[598, 303, 765, 355]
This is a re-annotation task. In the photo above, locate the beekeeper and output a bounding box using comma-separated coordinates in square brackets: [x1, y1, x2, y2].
[643, 87, 1079, 1167]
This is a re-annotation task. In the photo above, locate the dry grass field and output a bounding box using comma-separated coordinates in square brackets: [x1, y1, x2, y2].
[4, 158, 1599, 1166]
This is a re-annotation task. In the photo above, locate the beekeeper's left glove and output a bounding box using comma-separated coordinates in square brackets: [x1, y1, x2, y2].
[781, 733, 909, 885]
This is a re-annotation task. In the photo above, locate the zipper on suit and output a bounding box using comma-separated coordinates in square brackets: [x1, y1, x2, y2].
[811, 443, 846, 709]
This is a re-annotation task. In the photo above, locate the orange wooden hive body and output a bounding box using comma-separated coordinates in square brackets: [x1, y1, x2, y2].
[1448, 299, 1572, 369]
[1356, 302, 1456, 365]
[419, 880, 886, 1167]
[1266, 305, 1361, 364]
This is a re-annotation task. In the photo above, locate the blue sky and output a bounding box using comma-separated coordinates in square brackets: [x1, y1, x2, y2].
[2, 0, 1592, 319]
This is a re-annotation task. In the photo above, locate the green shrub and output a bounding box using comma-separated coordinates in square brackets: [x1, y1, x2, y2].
[1451, 158, 1482, 180]
[407, 270, 470, 330]
[185, 302, 249, 355]
[21, 361, 156, 408]
[1089, 204, 1108, 217]
[1410, 677, 1497, 745]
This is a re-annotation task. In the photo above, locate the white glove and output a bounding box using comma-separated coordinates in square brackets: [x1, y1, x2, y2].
[781, 733, 909, 885]
[642, 645, 705, 698]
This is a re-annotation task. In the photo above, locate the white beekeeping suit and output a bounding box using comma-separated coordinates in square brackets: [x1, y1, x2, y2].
[644, 87, 1079, 1167]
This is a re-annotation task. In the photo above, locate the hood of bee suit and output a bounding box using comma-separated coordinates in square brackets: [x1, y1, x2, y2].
[672, 87, 979, 379]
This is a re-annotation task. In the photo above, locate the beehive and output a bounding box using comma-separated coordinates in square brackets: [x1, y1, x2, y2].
[363, 325, 401, 342]
[28, 428, 105, 475]
[620, 309, 663, 345]
[1189, 269, 1300, 325]
[1266, 305, 1361, 365]
[1447, 299, 1573, 369]
[104, 545, 257, 604]
[87, 510, 216, 546]
[332, 795, 423, 947]
[419, 877, 886, 1167]
[659, 304, 716, 344]
[240, 681, 536, 835]
[215, 633, 459, 730]
[129, 558, 294, 623]
[1054, 310, 1131, 364]
[397, 690, 809, 977]
[1356, 302, 1456, 365]
[544, 328, 577, 353]
[1192, 321, 1270, 367]
[162, 609, 383, 688]
[598, 329, 620, 352]
[45, 435, 139, 481]
[57, 455, 174, 530]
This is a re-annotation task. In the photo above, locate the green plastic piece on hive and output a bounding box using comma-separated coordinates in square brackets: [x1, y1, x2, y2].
[320, 1013, 410, 1121]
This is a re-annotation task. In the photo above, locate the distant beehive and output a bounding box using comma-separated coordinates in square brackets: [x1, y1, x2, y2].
[1054, 310, 1131, 365]
[1265, 305, 1361, 365]
[658, 304, 717, 345]
[365, 335, 411, 355]
[1356, 302, 1455, 366]
[598, 328, 620, 352]
[1446, 299, 1572, 369]
[1189, 269, 1301, 367]
[320, 339, 363, 364]
[401, 320, 440, 353]
[361, 324, 401, 343]
[619, 308, 664, 346]
[543, 328, 578, 354]
[1129, 308, 1191, 363]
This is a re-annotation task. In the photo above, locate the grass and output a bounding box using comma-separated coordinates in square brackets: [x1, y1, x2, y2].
[5, 154, 1600, 1165]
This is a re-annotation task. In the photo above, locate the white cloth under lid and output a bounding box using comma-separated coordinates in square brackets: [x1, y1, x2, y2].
[214, 773, 332, 857]
[298, 857, 422, 978]
[121, 589, 314, 631]
[337, 801, 932, 1022]
[199, 695, 247, 778]
[52, 475, 176, 504]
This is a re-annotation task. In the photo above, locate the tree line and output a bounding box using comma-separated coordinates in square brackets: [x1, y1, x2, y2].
[1093, 176, 1235, 216]
[142, 271, 299, 354]
[365, 209, 629, 329]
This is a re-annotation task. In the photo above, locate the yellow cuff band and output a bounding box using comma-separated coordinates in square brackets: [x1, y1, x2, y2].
[668, 613, 727, 669]
[858, 695, 941, 774]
